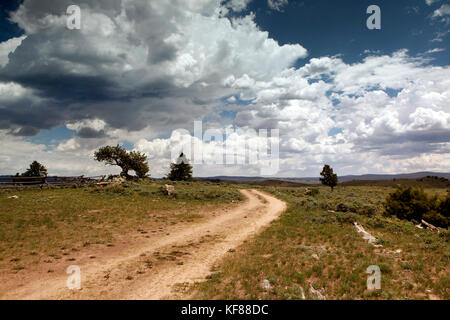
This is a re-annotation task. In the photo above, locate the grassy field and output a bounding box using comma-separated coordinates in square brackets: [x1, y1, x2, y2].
[0, 181, 243, 272]
[193, 185, 449, 300]
[1, 180, 448, 300]
[341, 176, 450, 188]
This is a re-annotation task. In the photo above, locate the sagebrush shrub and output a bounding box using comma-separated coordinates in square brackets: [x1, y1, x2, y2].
[384, 186, 449, 228]
[385, 186, 432, 221]
[335, 212, 357, 224]
[439, 191, 450, 217]
[305, 188, 320, 196]
[336, 203, 349, 212]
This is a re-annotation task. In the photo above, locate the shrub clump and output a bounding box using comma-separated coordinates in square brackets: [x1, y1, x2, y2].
[384, 186, 449, 228]
[305, 188, 320, 197]
[358, 204, 377, 217]
[336, 203, 349, 212]
[91, 184, 132, 196]
[335, 212, 358, 224]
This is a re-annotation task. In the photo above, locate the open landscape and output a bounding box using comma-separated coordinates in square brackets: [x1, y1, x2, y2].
[0, 175, 448, 300]
[0, 0, 449, 308]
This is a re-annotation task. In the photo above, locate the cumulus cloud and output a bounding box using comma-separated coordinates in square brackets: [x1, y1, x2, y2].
[130, 48, 450, 177]
[0, 0, 306, 138]
[432, 4, 450, 20]
[0, 35, 26, 67]
[0, 129, 117, 176]
[0, 0, 449, 177]
[433, 4, 450, 15]
[431, 4, 450, 27]
[224, 0, 253, 12]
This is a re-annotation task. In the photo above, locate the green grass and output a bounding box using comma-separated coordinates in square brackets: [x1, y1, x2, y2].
[2, 181, 448, 299]
[0, 180, 242, 270]
[193, 186, 449, 300]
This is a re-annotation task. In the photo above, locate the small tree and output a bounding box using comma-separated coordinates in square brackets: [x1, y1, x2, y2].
[94, 145, 149, 178]
[384, 186, 448, 227]
[384, 186, 433, 222]
[22, 161, 48, 177]
[167, 153, 193, 181]
[320, 164, 338, 191]
[439, 190, 450, 217]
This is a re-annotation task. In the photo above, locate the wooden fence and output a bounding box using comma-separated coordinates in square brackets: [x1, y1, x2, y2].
[0, 175, 107, 189]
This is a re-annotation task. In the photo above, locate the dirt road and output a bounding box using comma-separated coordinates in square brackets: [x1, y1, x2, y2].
[1, 189, 286, 299]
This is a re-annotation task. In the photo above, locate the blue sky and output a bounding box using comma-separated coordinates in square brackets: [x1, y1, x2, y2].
[0, 0, 449, 177]
[249, 0, 449, 66]
[0, 1, 23, 42]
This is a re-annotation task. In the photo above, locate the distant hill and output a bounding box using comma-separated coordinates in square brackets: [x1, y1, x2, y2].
[200, 172, 450, 182]
[200, 179, 310, 188]
[335, 172, 450, 182]
[198, 172, 450, 188]
[341, 176, 450, 188]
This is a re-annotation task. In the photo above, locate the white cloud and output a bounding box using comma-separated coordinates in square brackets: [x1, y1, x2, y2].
[432, 4, 450, 24]
[426, 0, 440, 6]
[225, 0, 253, 12]
[433, 4, 450, 17]
[0, 130, 114, 176]
[0, 0, 307, 137]
[0, 35, 26, 67]
[267, 0, 289, 12]
[425, 48, 445, 54]
[0, 0, 449, 177]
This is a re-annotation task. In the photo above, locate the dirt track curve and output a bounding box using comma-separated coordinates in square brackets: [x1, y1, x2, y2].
[1, 189, 286, 300]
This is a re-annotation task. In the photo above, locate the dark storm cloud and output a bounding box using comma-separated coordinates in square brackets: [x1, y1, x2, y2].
[0, 0, 309, 142]
[0, 97, 70, 136]
[355, 129, 450, 156]
[147, 39, 177, 64]
[378, 142, 449, 157]
[0, 0, 194, 135]
[11, 0, 123, 24]
[10, 126, 40, 136]
[0, 31, 184, 134]
[2, 72, 118, 103]
[360, 129, 450, 145]
[1, 31, 126, 102]
[76, 127, 108, 139]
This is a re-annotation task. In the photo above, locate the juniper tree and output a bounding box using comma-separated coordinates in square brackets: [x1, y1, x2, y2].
[22, 161, 48, 177]
[94, 145, 149, 178]
[319, 164, 338, 191]
[167, 153, 193, 181]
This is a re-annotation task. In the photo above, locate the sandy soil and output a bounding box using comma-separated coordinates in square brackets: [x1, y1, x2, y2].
[0, 189, 286, 299]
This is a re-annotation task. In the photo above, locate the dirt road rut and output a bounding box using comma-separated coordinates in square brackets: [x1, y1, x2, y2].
[2, 189, 286, 299]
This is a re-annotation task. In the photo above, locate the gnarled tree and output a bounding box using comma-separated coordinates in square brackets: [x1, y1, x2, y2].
[94, 145, 149, 178]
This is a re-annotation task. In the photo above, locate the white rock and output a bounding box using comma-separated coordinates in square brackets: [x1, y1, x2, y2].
[260, 279, 271, 291]
[354, 222, 382, 247]
[309, 282, 325, 300]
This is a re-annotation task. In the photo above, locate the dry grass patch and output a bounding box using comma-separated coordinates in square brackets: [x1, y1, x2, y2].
[193, 186, 449, 300]
[0, 181, 242, 272]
